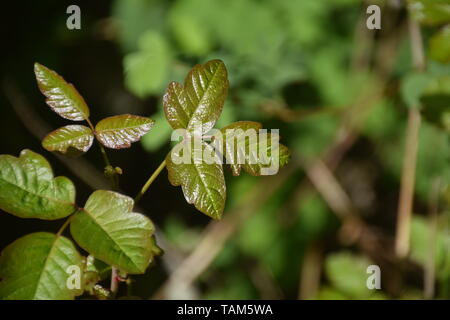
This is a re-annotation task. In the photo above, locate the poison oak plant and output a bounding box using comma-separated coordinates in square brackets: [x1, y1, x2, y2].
[0, 59, 289, 299]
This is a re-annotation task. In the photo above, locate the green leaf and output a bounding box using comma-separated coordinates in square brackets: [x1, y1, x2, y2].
[42, 125, 94, 155]
[0, 232, 83, 300]
[169, 11, 212, 56]
[420, 75, 450, 131]
[407, 0, 450, 26]
[0, 150, 76, 220]
[83, 255, 111, 294]
[95, 114, 155, 149]
[163, 59, 228, 134]
[34, 63, 90, 121]
[141, 109, 173, 152]
[325, 252, 375, 299]
[401, 72, 433, 108]
[219, 121, 290, 176]
[124, 30, 172, 97]
[430, 26, 450, 64]
[410, 215, 449, 274]
[70, 190, 155, 274]
[166, 142, 226, 219]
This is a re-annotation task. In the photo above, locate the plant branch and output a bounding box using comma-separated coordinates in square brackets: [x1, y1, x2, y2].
[134, 160, 166, 203]
[395, 16, 425, 259]
[56, 215, 74, 237]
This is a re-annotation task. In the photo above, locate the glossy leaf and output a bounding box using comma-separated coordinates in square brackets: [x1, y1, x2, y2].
[42, 125, 94, 155]
[163, 59, 228, 134]
[166, 142, 226, 219]
[0, 150, 76, 220]
[0, 232, 83, 300]
[70, 190, 155, 274]
[34, 63, 90, 121]
[219, 121, 290, 176]
[95, 114, 155, 149]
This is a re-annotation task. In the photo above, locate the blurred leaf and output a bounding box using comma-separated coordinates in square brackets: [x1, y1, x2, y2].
[112, 0, 169, 52]
[34, 63, 90, 121]
[407, 0, 450, 26]
[215, 101, 238, 128]
[309, 46, 350, 107]
[124, 30, 171, 97]
[420, 75, 450, 131]
[0, 233, 83, 300]
[421, 94, 450, 131]
[325, 252, 375, 298]
[163, 59, 228, 134]
[292, 113, 339, 159]
[362, 100, 400, 139]
[430, 25, 450, 63]
[401, 72, 433, 108]
[166, 142, 226, 219]
[42, 125, 94, 155]
[297, 193, 336, 240]
[316, 287, 348, 300]
[95, 114, 154, 149]
[410, 215, 449, 275]
[274, 0, 327, 46]
[0, 149, 76, 220]
[70, 190, 155, 274]
[169, 10, 211, 56]
[141, 109, 173, 151]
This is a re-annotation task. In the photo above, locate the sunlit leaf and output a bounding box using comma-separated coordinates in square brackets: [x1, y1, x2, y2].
[0, 232, 83, 300]
[219, 121, 290, 176]
[95, 114, 154, 149]
[70, 190, 155, 274]
[163, 59, 228, 134]
[166, 142, 226, 219]
[410, 215, 449, 274]
[42, 125, 94, 155]
[34, 63, 90, 121]
[0, 150, 76, 220]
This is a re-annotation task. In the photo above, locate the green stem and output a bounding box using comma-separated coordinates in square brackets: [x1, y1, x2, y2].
[134, 160, 167, 203]
[56, 215, 74, 237]
[86, 118, 121, 296]
[96, 139, 119, 190]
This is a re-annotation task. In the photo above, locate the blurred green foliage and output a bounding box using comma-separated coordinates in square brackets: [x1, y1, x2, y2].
[0, 0, 449, 300]
[106, 0, 450, 299]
